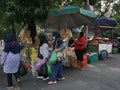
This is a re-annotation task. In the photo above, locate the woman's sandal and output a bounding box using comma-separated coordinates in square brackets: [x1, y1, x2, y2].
[48, 81, 57, 85]
[57, 77, 65, 81]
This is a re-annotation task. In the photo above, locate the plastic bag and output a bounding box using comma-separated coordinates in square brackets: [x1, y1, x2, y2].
[46, 64, 52, 75]
[49, 51, 57, 64]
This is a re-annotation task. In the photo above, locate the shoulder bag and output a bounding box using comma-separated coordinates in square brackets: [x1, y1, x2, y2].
[18, 61, 27, 77]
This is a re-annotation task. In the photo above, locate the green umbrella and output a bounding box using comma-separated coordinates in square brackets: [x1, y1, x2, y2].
[46, 5, 96, 29]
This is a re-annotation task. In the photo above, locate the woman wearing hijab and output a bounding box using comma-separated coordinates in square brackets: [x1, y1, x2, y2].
[1, 33, 22, 88]
[37, 33, 50, 80]
[48, 31, 66, 85]
[74, 31, 86, 71]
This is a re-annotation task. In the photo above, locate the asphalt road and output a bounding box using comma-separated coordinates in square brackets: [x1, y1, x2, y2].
[0, 54, 120, 90]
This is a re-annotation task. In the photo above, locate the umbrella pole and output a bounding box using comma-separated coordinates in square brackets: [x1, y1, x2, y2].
[64, 18, 68, 32]
[112, 29, 114, 44]
[64, 16, 68, 30]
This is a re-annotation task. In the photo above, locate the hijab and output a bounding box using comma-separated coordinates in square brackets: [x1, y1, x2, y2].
[4, 33, 22, 54]
[39, 33, 49, 47]
[52, 31, 64, 50]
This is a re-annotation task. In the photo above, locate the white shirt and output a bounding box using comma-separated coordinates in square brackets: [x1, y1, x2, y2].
[39, 43, 50, 61]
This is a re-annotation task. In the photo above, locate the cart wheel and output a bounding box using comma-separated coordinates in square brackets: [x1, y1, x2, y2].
[99, 50, 108, 60]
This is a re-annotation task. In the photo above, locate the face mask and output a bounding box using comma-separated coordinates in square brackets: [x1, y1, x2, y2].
[53, 36, 55, 40]
[52, 36, 55, 42]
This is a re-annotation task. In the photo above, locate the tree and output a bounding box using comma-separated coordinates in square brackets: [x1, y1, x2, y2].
[92, 0, 120, 18]
[0, 0, 120, 41]
[84, 0, 120, 38]
[2, 0, 68, 43]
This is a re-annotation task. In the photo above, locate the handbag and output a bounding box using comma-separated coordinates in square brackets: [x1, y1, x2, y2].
[49, 51, 57, 64]
[38, 63, 47, 75]
[18, 61, 27, 77]
[36, 60, 45, 71]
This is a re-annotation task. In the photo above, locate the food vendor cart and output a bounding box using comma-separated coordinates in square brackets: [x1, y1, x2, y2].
[88, 17, 118, 60]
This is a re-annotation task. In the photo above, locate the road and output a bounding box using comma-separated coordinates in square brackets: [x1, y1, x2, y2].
[0, 54, 120, 90]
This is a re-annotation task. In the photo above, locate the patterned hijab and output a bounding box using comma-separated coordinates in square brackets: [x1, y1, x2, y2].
[4, 33, 22, 54]
[52, 31, 64, 50]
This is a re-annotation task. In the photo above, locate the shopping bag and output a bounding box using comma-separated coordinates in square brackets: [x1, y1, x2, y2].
[49, 51, 57, 64]
[46, 63, 52, 75]
[36, 60, 45, 71]
[38, 63, 47, 75]
[18, 62, 27, 77]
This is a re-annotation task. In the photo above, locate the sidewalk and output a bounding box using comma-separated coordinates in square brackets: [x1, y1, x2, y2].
[0, 54, 120, 90]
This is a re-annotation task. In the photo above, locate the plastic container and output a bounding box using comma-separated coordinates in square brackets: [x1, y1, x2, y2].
[112, 47, 118, 54]
[83, 54, 88, 67]
[88, 53, 98, 64]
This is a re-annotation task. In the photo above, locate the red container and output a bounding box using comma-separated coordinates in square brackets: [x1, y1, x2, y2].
[83, 54, 88, 68]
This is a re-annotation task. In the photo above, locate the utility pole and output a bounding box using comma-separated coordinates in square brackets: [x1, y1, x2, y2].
[84, 0, 95, 43]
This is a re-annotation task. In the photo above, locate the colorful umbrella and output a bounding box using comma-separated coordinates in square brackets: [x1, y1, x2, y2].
[45, 5, 96, 29]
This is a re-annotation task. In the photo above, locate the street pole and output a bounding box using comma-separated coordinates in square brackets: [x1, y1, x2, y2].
[84, 0, 95, 46]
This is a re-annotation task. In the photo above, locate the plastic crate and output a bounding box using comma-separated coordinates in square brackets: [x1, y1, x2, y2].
[112, 48, 118, 54]
[88, 53, 98, 64]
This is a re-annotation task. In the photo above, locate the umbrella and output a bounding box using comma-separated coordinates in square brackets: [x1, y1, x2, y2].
[45, 5, 96, 29]
[95, 17, 118, 27]
[89, 17, 118, 30]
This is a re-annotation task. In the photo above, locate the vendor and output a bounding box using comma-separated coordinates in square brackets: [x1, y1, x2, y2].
[74, 31, 86, 71]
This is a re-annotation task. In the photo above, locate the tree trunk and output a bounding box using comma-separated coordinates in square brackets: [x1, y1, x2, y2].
[28, 20, 36, 44]
[11, 21, 16, 40]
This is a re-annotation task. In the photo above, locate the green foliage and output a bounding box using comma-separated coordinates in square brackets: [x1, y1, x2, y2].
[102, 29, 120, 38]
[89, 0, 99, 5]
[5, 0, 53, 23]
[0, 0, 120, 40]
[63, 0, 84, 7]
[0, 27, 11, 40]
